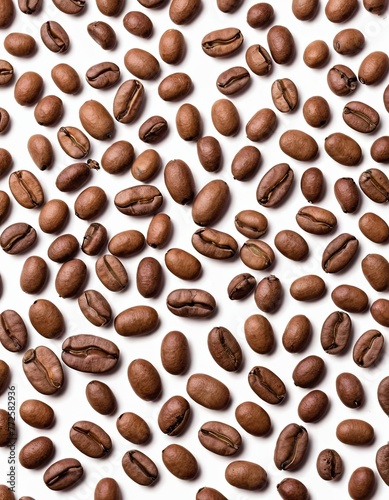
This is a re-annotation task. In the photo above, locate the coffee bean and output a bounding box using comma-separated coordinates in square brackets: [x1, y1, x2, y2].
[290, 274, 325, 301]
[147, 213, 171, 248]
[19, 399, 54, 429]
[23, 346, 64, 395]
[186, 373, 229, 409]
[87, 21, 116, 50]
[166, 288, 216, 318]
[303, 96, 330, 128]
[164, 159, 195, 205]
[159, 28, 185, 64]
[343, 100, 380, 134]
[216, 66, 250, 95]
[162, 443, 198, 479]
[81, 223, 107, 256]
[279, 130, 318, 161]
[0, 309, 27, 352]
[198, 421, 241, 456]
[108, 229, 144, 257]
[333, 28, 365, 55]
[376, 444, 389, 486]
[371, 136, 389, 163]
[271, 78, 298, 112]
[19, 436, 54, 469]
[207, 326, 242, 372]
[0, 148, 13, 176]
[158, 72, 192, 101]
[0, 360, 10, 394]
[47, 233, 79, 263]
[70, 420, 112, 458]
[114, 306, 159, 336]
[51, 63, 81, 94]
[245, 45, 272, 75]
[165, 248, 201, 280]
[316, 449, 343, 481]
[246, 108, 277, 142]
[361, 253, 389, 291]
[78, 290, 112, 327]
[240, 239, 275, 270]
[303, 40, 330, 68]
[296, 205, 337, 234]
[327, 64, 358, 96]
[359, 212, 389, 242]
[79, 100, 115, 140]
[225, 460, 267, 490]
[384, 84, 389, 111]
[96, 0, 122, 15]
[378, 376, 389, 415]
[14, 71, 43, 106]
[4, 32, 36, 57]
[293, 355, 325, 387]
[277, 478, 309, 499]
[228, 273, 256, 300]
[160, 330, 190, 375]
[196, 136, 222, 172]
[322, 233, 358, 273]
[231, 145, 261, 180]
[274, 423, 308, 470]
[359, 168, 389, 203]
[300, 167, 324, 203]
[336, 419, 374, 445]
[56, 160, 99, 192]
[234, 209, 268, 238]
[0, 222, 37, 254]
[132, 149, 161, 182]
[0, 108, 10, 134]
[113, 80, 144, 124]
[62, 334, 119, 373]
[57, 126, 90, 159]
[202, 28, 243, 58]
[248, 366, 286, 404]
[124, 48, 160, 80]
[44, 458, 83, 491]
[39, 199, 69, 233]
[359, 50, 389, 85]
[331, 284, 368, 313]
[139, 115, 168, 143]
[94, 478, 121, 500]
[0, 409, 12, 446]
[27, 134, 54, 171]
[114, 185, 163, 216]
[247, 3, 274, 28]
[169, 0, 200, 24]
[196, 487, 228, 500]
[117, 412, 150, 444]
[40, 21, 69, 53]
[267, 25, 295, 64]
[371, 298, 389, 326]
[282, 315, 311, 353]
[128, 358, 161, 401]
[274, 230, 309, 261]
[52, 0, 85, 14]
[235, 401, 271, 436]
[158, 395, 190, 436]
[20, 256, 48, 294]
[193, 179, 229, 225]
[321, 311, 352, 355]
[244, 314, 274, 354]
[0, 60, 13, 86]
[325, 0, 358, 22]
[123, 11, 153, 38]
[122, 450, 158, 486]
[364, 0, 387, 12]
[353, 329, 384, 367]
[211, 99, 240, 137]
[85, 62, 120, 90]
[0, 0, 14, 27]
[336, 372, 364, 408]
[297, 389, 329, 423]
[191, 226, 235, 259]
[256, 163, 294, 207]
[55, 258, 87, 298]
[254, 274, 282, 313]
[325, 132, 362, 165]
[85, 380, 116, 415]
[334, 177, 360, 213]
[292, 0, 319, 19]
[9, 170, 44, 209]
[136, 257, 162, 298]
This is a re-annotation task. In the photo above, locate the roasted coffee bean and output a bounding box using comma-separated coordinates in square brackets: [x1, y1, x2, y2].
[14, 71, 43, 106]
[18, 0, 42, 14]
[122, 450, 158, 486]
[343, 101, 380, 134]
[19, 399, 54, 429]
[336, 372, 364, 408]
[359, 212, 389, 242]
[316, 449, 343, 481]
[94, 478, 121, 500]
[359, 51, 389, 85]
[0, 309, 27, 352]
[0, 148, 12, 176]
[240, 239, 274, 270]
[244, 314, 274, 354]
[332, 284, 368, 313]
[86, 380, 116, 415]
[321, 311, 351, 355]
[22, 346, 64, 395]
[231, 146, 261, 180]
[207, 326, 242, 372]
[52, 0, 85, 14]
[0, 409, 11, 446]
[192, 179, 229, 225]
[293, 355, 325, 387]
[57, 126, 90, 159]
[0, 360, 10, 394]
[282, 315, 311, 353]
[248, 366, 286, 404]
[176, 103, 201, 140]
[245, 45, 272, 75]
[371, 136, 389, 163]
[333, 28, 365, 55]
[353, 329, 384, 368]
[51, 63, 81, 94]
[62, 334, 119, 373]
[303, 96, 330, 128]
[87, 21, 116, 50]
[274, 230, 309, 261]
[327, 65, 358, 96]
[55, 258, 87, 298]
[139, 115, 168, 144]
[123, 11, 153, 38]
[29, 299, 64, 339]
[254, 275, 282, 313]
[81, 223, 107, 256]
[197, 136, 222, 172]
[235, 401, 271, 436]
[198, 421, 241, 456]
[114, 185, 163, 216]
[164, 159, 195, 205]
[132, 149, 161, 181]
[114, 306, 158, 337]
[117, 412, 150, 444]
[147, 213, 171, 248]
[158, 72, 192, 101]
[290, 274, 325, 301]
[378, 376, 389, 415]
[48, 234, 79, 263]
[0, 222, 37, 254]
[0, 191, 10, 224]
[96, 0, 122, 15]
[228, 273, 256, 300]
[334, 177, 360, 213]
[56, 160, 98, 192]
[28, 134, 54, 171]
[217, 0, 242, 12]
[19, 436, 54, 469]
[201, 28, 243, 58]
[4, 33, 36, 57]
[0, 108, 10, 134]
[322, 233, 358, 273]
[296, 205, 337, 235]
[162, 443, 198, 479]
[187, 373, 229, 409]
[363, 0, 387, 13]
[40, 21, 69, 53]
[20, 256, 48, 294]
[256, 163, 294, 207]
[108, 229, 144, 257]
[274, 423, 308, 471]
[225, 460, 267, 491]
[0, 0, 14, 27]
[362, 253, 389, 291]
[348, 467, 376, 499]
[359, 168, 389, 203]
[376, 444, 389, 486]
[267, 25, 295, 64]
[85, 62, 120, 90]
[303, 40, 330, 68]
[166, 288, 216, 318]
[161, 330, 190, 375]
[44, 458, 83, 491]
[9, 170, 44, 209]
[277, 478, 309, 499]
[158, 395, 190, 436]
[165, 248, 201, 280]
[136, 257, 163, 297]
[336, 419, 374, 445]
[78, 290, 112, 327]
[325, 132, 362, 166]
[113, 80, 144, 124]
[234, 210, 268, 238]
[384, 84, 389, 111]
[128, 358, 161, 401]
[70, 420, 112, 458]
[247, 3, 274, 27]
[169, 0, 200, 24]
[300, 167, 324, 203]
[192, 227, 238, 260]
[271, 78, 298, 113]
[292, 0, 319, 19]
[159, 28, 185, 64]
[246, 109, 277, 144]
[124, 48, 160, 80]
[0, 60, 13, 86]
[211, 99, 240, 137]
[297, 389, 329, 423]
[325, 0, 358, 22]
[79, 100, 115, 140]
[39, 199, 68, 234]
[216, 66, 250, 96]
[279, 130, 318, 161]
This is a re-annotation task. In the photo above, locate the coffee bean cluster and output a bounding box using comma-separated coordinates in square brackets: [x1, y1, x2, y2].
[0, 0, 389, 499]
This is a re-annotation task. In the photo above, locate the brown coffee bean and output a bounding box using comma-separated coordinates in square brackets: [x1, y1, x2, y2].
[202, 28, 243, 58]
[197, 136, 222, 172]
[117, 412, 150, 444]
[56, 160, 98, 192]
[0, 191, 10, 224]
[277, 478, 309, 500]
[336, 419, 374, 445]
[246, 108, 277, 142]
[29, 299, 64, 339]
[158, 395, 190, 436]
[19, 399, 54, 429]
[254, 275, 282, 313]
[348, 467, 375, 499]
[39, 199, 68, 234]
[187, 373, 229, 409]
[234, 210, 268, 238]
[0, 60, 13, 86]
[159, 29, 185, 64]
[55, 258, 87, 298]
[359, 168, 389, 203]
[279, 130, 318, 161]
[74, 186, 107, 220]
[19, 436, 54, 469]
[165, 248, 201, 280]
[4, 32, 36, 57]
[131, 149, 161, 182]
[128, 358, 161, 401]
[198, 421, 241, 456]
[245, 45, 272, 75]
[70, 420, 111, 458]
[0, 309, 28, 352]
[0, 409, 12, 446]
[114, 185, 163, 216]
[96, 0, 122, 15]
[376, 444, 389, 486]
[267, 25, 295, 64]
[0, 0, 14, 27]
[14, 71, 43, 106]
[343, 101, 380, 133]
[256, 163, 294, 207]
[244, 314, 274, 354]
[114, 80, 144, 125]
[211, 99, 240, 137]
[136, 257, 163, 298]
[364, 0, 387, 12]
[57, 126, 90, 159]
[327, 64, 358, 96]
[207, 326, 242, 372]
[122, 450, 158, 486]
[0, 108, 10, 134]
[139, 115, 168, 144]
[51, 63, 81, 94]
[371, 136, 389, 163]
[114, 306, 158, 337]
[316, 449, 343, 481]
[274, 423, 309, 471]
[0, 148, 12, 176]
[1, 222, 37, 254]
[296, 205, 337, 234]
[96, 255, 128, 292]
[9, 170, 44, 209]
[378, 376, 389, 415]
[217, 66, 250, 96]
[107, 229, 144, 257]
[87, 21, 116, 50]
[325, 132, 362, 166]
[147, 213, 171, 248]
[303, 40, 330, 68]
[192, 179, 229, 225]
[164, 159, 195, 205]
[217, 0, 242, 12]
[44, 458, 83, 491]
[94, 478, 121, 500]
[336, 372, 364, 408]
[169, 0, 200, 24]
[62, 334, 119, 373]
[231, 146, 261, 180]
[282, 315, 311, 353]
[235, 401, 271, 436]
[271, 78, 298, 113]
[162, 443, 198, 479]
[225, 460, 267, 491]
[322, 233, 358, 273]
[85, 380, 117, 415]
[359, 212, 389, 243]
[166, 288, 216, 318]
[384, 84, 389, 111]
[274, 230, 309, 261]
[353, 329, 384, 368]
[79, 100, 114, 140]
[20, 256, 48, 294]
[192, 227, 238, 260]
[33, 95, 63, 127]
[303, 96, 330, 128]
[161, 330, 190, 375]
[158, 72, 192, 101]
[124, 48, 160, 80]
[123, 11, 152, 38]
[332, 284, 368, 313]
[362, 253, 389, 291]
[293, 355, 325, 388]
[228, 273, 256, 300]
[292, 0, 319, 19]
[247, 3, 274, 28]
[298, 389, 329, 423]
[300, 167, 324, 203]
[27, 134, 54, 171]
[290, 274, 325, 301]
[23, 346, 64, 395]
[359, 51, 389, 85]
[78, 290, 111, 327]
[52, 0, 85, 14]
[81, 222, 107, 256]
[0, 360, 10, 394]
[325, 0, 358, 22]
[334, 177, 360, 213]
[47, 234, 78, 263]
[321, 311, 352, 355]
[40, 21, 69, 53]
[333, 28, 365, 55]
[248, 366, 286, 404]
[240, 239, 275, 271]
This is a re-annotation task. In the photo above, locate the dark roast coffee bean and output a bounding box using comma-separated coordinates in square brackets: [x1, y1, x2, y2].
[70, 420, 112, 458]
[128, 358, 161, 401]
[87, 21, 117, 50]
[322, 233, 358, 273]
[336, 372, 364, 408]
[267, 25, 295, 64]
[292, 355, 325, 388]
[228, 273, 256, 300]
[166, 289, 216, 318]
[248, 366, 286, 404]
[40, 21, 69, 53]
[256, 163, 294, 207]
[359, 168, 389, 203]
[296, 206, 337, 235]
[78, 290, 112, 327]
[114, 185, 163, 216]
[22, 346, 64, 395]
[62, 334, 119, 373]
[216, 66, 250, 96]
[0, 309, 28, 352]
[201, 28, 243, 58]
[274, 423, 309, 471]
[0, 222, 37, 254]
[192, 228, 238, 260]
[327, 65, 358, 96]
[321, 311, 352, 354]
[336, 419, 374, 445]
[353, 329, 384, 368]
[113, 80, 144, 124]
[122, 450, 158, 485]
[316, 449, 343, 481]
[198, 421, 241, 456]
[254, 275, 282, 313]
[158, 395, 190, 436]
[271, 78, 298, 113]
[162, 443, 198, 479]
[117, 412, 150, 444]
[186, 373, 229, 410]
[85, 380, 116, 415]
[334, 177, 360, 213]
[207, 326, 242, 372]
[43, 458, 83, 491]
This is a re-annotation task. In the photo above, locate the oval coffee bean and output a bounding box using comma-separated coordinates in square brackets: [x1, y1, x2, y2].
[122, 450, 158, 486]
[81, 223, 107, 256]
[321, 311, 352, 355]
[20, 256, 48, 294]
[336, 372, 364, 408]
[114, 185, 163, 216]
[78, 290, 112, 327]
[343, 101, 380, 133]
[160, 330, 190, 375]
[359, 168, 389, 203]
[245, 44, 272, 75]
[235, 401, 271, 436]
[246, 108, 277, 142]
[136, 257, 163, 298]
[55, 160, 99, 192]
[0, 222, 37, 254]
[123, 11, 153, 38]
[147, 213, 171, 248]
[256, 163, 294, 207]
[297, 389, 329, 423]
[334, 177, 360, 213]
[296, 205, 337, 235]
[0, 0, 14, 27]
[51, 63, 81, 94]
[108, 230, 144, 257]
[254, 275, 282, 313]
[169, 0, 200, 24]
[40, 21, 69, 53]
[376, 444, 389, 486]
[166, 288, 216, 318]
[43, 458, 83, 491]
[14, 71, 43, 106]
[124, 48, 160, 80]
[196, 136, 222, 172]
[348, 467, 376, 500]
[62, 334, 119, 373]
[267, 25, 295, 64]
[327, 64, 358, 96]
[248, 366, 286, 404]
[117, 412, 151, 444]
[211, 99, 240, 137]
[4, 32, 36, 57]
[240, 240, 275, 271]
[128, 358, 161, 401]
[85, 62, 120, 89]
[247, 3, 274, 27]
[301, 167, 324, 203]
[231, 145, 261, 181]
[0, 360, 10, 394]
[47, 234, 79, 263]
[158, 72, 192, 101]
[22, 346, 64, 395]
[85, 380, 116, 415]
[87, 21, 116, 50]
[334, 28, 365, 55]
[34, 95, 63, 126]
[198, 421, 241, 456]
[55, 259, 87, 298]
[228, 273, 256, 300]
[303, 40, 330, 68]
[0, 309, 28, 352]
[57, 126, 90, 159]
[336, 419, 374, 445]
[113, 80, 144, 124]
[371, 135, 389, 163]
[164, 159, 195, 205]
[225, 460, 267, 491]
[39, 199, 69, 233]
[162, 444, 198, 480]
[279, 130, 318, 161]
[207, 326, 242, 372]
[0, 148, 12, 176]
[274, 423, 309, 471]
[353, 329, 384, 368]
[216, 66, 250, 96]
[132, 149, 161, 182]
[282, 315, 311, 353]
[192, 227, 238, 260]
[234, 210, 267, 238]
[362, 253, 389, 291]
[96, 0, 122, 15]
[359, 212, 389, 243]
[331, 285, 368, 313]
[292, 0, 319, 19]
[165, 248, 201, 280]
[244, 314, 274, 354]
[187, 373, 229, 410]
[271, 78, 298, 113]
[274, 230, 309, 261]
[159, 28, 185, 64]
[322, 233, 358, 273]
[158, 395, 190, 436]
[9, 170, 44, 209]
[70, 420, 112, 458]
[192, 179, 229, 226]
[201, 28, 243, 58]
[303, 96, 330, 128]
[359, 51, 389, 85]
[292, 355, 325, 388]
[277, 478, 309, 499]
[79, 100, 115, 140]
[176, 103, 202, 141]
[325, 0, 358, 22]
[52, 0, 85, 14]
[19, 399, 54, 429]
[19, 436, 54, 469]
[290, 275, 325, 301]
[316, 449, 343, 481]
[114, 306, 158, 337]
[325, 132, 362, 166]
[94, 478, 121, 500]
[378, 376, 389, 415]
[139, 115, 168, 144]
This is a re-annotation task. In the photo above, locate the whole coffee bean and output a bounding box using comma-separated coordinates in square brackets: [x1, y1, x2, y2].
[132, 149, 161, 181]
[336, 419, 374, 445]
[336, 372, 364, 408]
[79, 100, 114, 141]
[325, 132, 362, 166]
[321, 311, 352, 355]
[117, 412, 150, 444]
[78, 290, 112, 327]
[290, 274, 325, 301]
[298, 389, 329, 423]
[267, 25, 295, 64]
[75, 186, 107, 220]
[0, 60, 13, 86]
[211, 99, 240, 137]
[158, 72, 192, 101]
[62, 334, 119, 373]
[55, 258, 87, 298]
[159, 28, 185, 64]
[282, 315, 311, 353]
[225, 460, 267, 490]
[19, 436, 54, 469]
[274, 230, 309, 261]
[56, 160, 99, 192]
[292, 0, 319, 19]
[1, 222, 37, 254]
[169, 0, 200, 24]
[316, 449, 343, 481]
[231, 146, 261, 180]
[207, 326, 242, 372]
[122, 450, 158, 485]
[303, 96, 330, 128]
[359, 212, 389, 242]
[248, 366, 286, 404]
[40, 21, 69, 53]
[123, 11, 152, 38]
[384, 84, 389, 111]
[0, 148, 12, 176]
[176, 102, 202, 140]
[166, 288, 216, 318]
[114, 185, 163, 216]
[48, 234, 79, 263]
[197, 136, 222, 172]
[300, 167, 324, 203]
[244, 313, 274, 354]
[136, 257, 163, 298]
[240, 239, 275, 271]
[14, 71, 43, 106]
[19, 399, 54, 429]
[293, 355, 325, 388]
[0, 409, 11, 446]
[86, 380, 116, 415]
[96, 0, 122, 15]
[124, 48, 160, 80]
[343, 101, 380, 133]
[87, 21, 116, 50]
[114, 306, 158, 337]
[20, 256, 48, 294]
[113, 80, 144, 124]
[378, 376, 389, 415]
[235, 210, 268, 238]
[334, 177, 360, 213]
[235, 401, 271, 436]
[147, 213, 171, 248]
[22, 346, 64, 395]
[296, 205, 337, 234]
[274, 423, 309, 470]
[39, 199, 69, 234]
[70, 420, 112, 458]
[376, 444, 389, 486]
[165, 248, 201, 280]
[52, 0, 85, 14]
[162, 443, 198, 479]
[254, 275, 282, 313]
[331, 284, 368, 313]
[359, 51, 389, 85]
[128, 358, 161, 401]
[359, 168, 389, 203]
[51, 63, 81, 94]
[271, 78, 298, 113]
[81, 223, 107, 256]
[57, 126, 90, 159]
[161, 330, 190, 375]
[44, 458, 83, 491]
[322, 233, 358, 273]
[34, 95, 63, 127]
[85, 62, 120, 90]
[158, 395, 190, 436]
[217, 66, 250, 96]
[9, 170, 44, 209]
[192, 227, 238, 259]
[0, 309, 27, 352]
[192, 179, 229, 225]
[108, 229, 144, 257]
[217, 0, 242, 11]
[245, 45, 272, 75]
[18, 0, 41, 15]
[4, 33, 36, 57]
[277, 478, 309, 500]
[325, 0, 358, 22]
[197, 485, 226, 500]
[198, 421, 241, 456]
[139, 115, 168, 144]
[28, 134, 54, 171]
[364, 0, 387, 12]
[371, 136, 389, 163]
[228, 273, 256, 300]
[256, 163, 294, 207]
[353, 329, 384, 368]
[202, 28, 243, 58]
[333, 28, 365, 55]
[164, 159, 195, 205]
[0, 360, 10, 394]
[0, 191, 10, 224]
[0, 108, 10, 134]
[247, 3, 274, 28]
[279, 130, 318, 161]
[94, 478, 121, 500]
[362, 253, 389, 291]
[327, 64, 358, 96]
[0, 0, 14, 27]
[187, 373, 229, 409]
[246, 108, 277, 142]
[303, 40, 330, 68]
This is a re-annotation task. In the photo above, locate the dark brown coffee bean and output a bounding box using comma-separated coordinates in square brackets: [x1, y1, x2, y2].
[96, 0, 122, 15]
[158, 395, 190, 436]
[371, 136, 389, 163]
[197, 136, 222, 172]
[9, 170, 44, 209]
[256, 163, 294, 207]
[123, 11, 152, 38]
[244, 313, 274, 354]
[0, 0, 14, 27]
[279, 130, 318, 161]
[225, 460, 267, 491]
[94, 478, 121, 500]
[334, 177, 360, 213]
[336, 372, 364, 408]
[228, 273, 256, 300]
[79, 100, 115, 140]
[240, 239, 275, 271]
[169, 0, 200, 24]
[378, 376, 389, 415]
[81, 223, 107, 256]
[336, 419, 374, 445]
[247, 3, 274, 28]
[139, 115, 168, 144]
[292, 0, 319, 19]
[359, 168, 389, 203]
[19, 436, 54, 469]
[122, 450, 158, 486]
[0, 360, 10, 394]
[298, 389, 329, 423]
[322, 233, 358, 273]
[192, 179, 229, 225]
[159, 28, 185, 64]
[39, 199, 69, 234]
[290, 274, 325, 301]
[43, 458, 83, 491]
[192, 227, 238, 260]
[114, 185, 163, 216]
[245, 45, 272, 75]
[160, 330, 190, 375]
[51, 63, 81, 94]
[113, 80, 144, 124]
[202, 28, 243, 58]
[359, 212, 389, 243]
[136, 257, 163, 298]
[277, 478, 309, 499]
[321, 311, 352, 354]
[211, 99, 240, 137]
[40, 21, 69, 53]
[0, 222, 37, 254]
[108, 229, 144, 257]
[325, 0, 358, 22]
[362, 253, 389, 291]
[246, 108, 277, 142]
[147, 213, 171, 248]
[117, 412, 150, 444]
[62, 334, 119, 373]
[132, 149, 161, 182]
[165, 248, 201, 280]
[282, 315, 311, 353]
[86, 380, 116, 415]
[186, 373, 229, 409]
[124, 48, 160, 80]
[327, 64, 358, 96]
[166, 288, 216, 318]
[248, 366, 286, 404]
[0, 309, 28, 352]
[20, 256, 48, 294]
[274, 423, 309, 471]
[128, 358, 161, 401]
[343, 101, 380, 133]
[56, 160, 99, 192]
[78, 290, 112, 327]
[376, 444, 389, 486]
[23, 346, 64, 395]
[198, 421, 241, 456]
[353, 329, 384, 368]
[87, 21, 116, 50]
[325, 132, 362, 166]
[332, 284, 368, 313]
[303, 40, 330, 68]
[0, 60, 13, 86]
[316, 449, 343, 481]
[296, 205, 337, 235]
[333, 28, 365, 55]
[158, 72, 192, 101]
[235, 401, 271, 436]
[216, 66, 250, 96]
[162, 443, 198, 479]
[292, 355, 325, 387]
[303, 96, 330, 128]
[29, 299, 64, 339]
[28, 134, 54, 171]
[4, 32, 36, 57]
[19, 399, 54, 429]
[85, 62, 120, 90]
[274, 230, 309, 261]
[70, 420, 112, 458]
[271, 78, 298, 113]
[234, 210, 268, 238]
[0, 108, 10, 134]
[57, 126, 90, 159]
[359, 51, 389, 85]
[364, 0, 387, 12]
[52, 0, 85, 14]
[114, 306, 159, 337]
[267, 25, 295, 64]
[254, 275, 282, 313]
[164, 159, 195, 205]
[207, 326, 242, 372]
[300, 167, 324, 203]
[47, 234, 79, 263]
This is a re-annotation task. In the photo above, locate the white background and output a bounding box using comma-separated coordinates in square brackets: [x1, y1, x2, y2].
[0, 0, 389, 498]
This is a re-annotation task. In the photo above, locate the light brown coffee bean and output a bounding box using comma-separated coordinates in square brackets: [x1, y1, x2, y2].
[95, 254, 128, 291]
[325, 132, 362, 166]
[247, 3, 274, 28]
[166, 288, 216, 318]
[362, 253, 389, 291]
[197, 136, 222, 172]
[40, 21, 69, 53]
[325, 0, 358, 22]
[293, 355, 325, 388]
[316, 449, 343, 481]
[55, 259, 87, 298]
[147, 213, 171, 248]
[70, 420, 112, 458]
[44, 458, 83, 491]
[39, 199, 69, 234]
[211, 99, 240, 137]
[231, 146, 261, 180]
[87, 21, 116, 50]
[274, 230, 309, 261]
[298, 390, 329, 423]
[359, 212, 389, 243]
[51, 63, 81, 94]
[303, 40, 330, 68]
[322, 233, 358, 273]
[62, 334, 119, 373]
[19, 399, 54, 429]
[159, 29, 185, 64]
[128, 358, 161, 401]
[108, 230, 144, 257]
[271, 78, 298, 113]
[139, 115, 168, 144]
[136, 257, 163, 298]
[267, 25, 295, 64]
[371, 136, 389, 163]
[225, 460, 267, 491]
[94, 478, 121, 500]
[192, 179, 229, 226]
[23, 346, 64, 395]
[124, 48, 160, 80]
[176, 103, 201, 140]
[52, 0, 85, 14]
[279, 130, 318, 161]
[198, 421, 241, 456]
[14, 71, 43, 106]
[164, 159, 195, 205]
[78, 290, 112, 327]
[245, 45, 272, 75]
[256, 163, 294, 207]
[235, 401, 271, 436]
[353, 329, 384, 368]
[217, 66, 250, 96]
[56, 160, 99, 192]
[327, 64, 358, 96]
[122, 450, 158, 486]
[114, 306, 158, 337]
[336, 419, 374, 445]
[228, 273, 256, 300]
[321, 311, 352, 355]
[207, 326, 242, 372]
[4, 32, 36, 57]
[333, 28, 365, 55]
[192, 227, 238, 260]
[29, 299, 64, 339]
[359, 168, 389, 203]
[19, 436, 54, 469]
[1, 222, 37, 255]
[202, 28, 243, 58]
[117, 412, 150, 444]
[74, 186, 107, 220]
[254, 275, 282, 313]
[277, 478, 309, 499]
[343, 101, 380, 133]
[376, 444, 389, 486]
[334, 177, 360, 213]
[246, 108, 277, 142]
[79, 100, 114, 141]
[34, 95, 63, 126]
[57, 126, 90, 159]
[240, 239, 275, 271]
[162, 444, 198, 479]
[274, 423, 309, 471]
[158, 72, 192, 102]
[158, 395, 190, 436]
[187, 373, 229, 409]
[244, 314, 274, 354]
[290, 275, 325, 301]
[9, 170, 44, 209]
[27, 134, 54, 171]
[123, 11, 152, 38]
[47, 234, 78, 263]
[0, 191, 10, 224]
[359, 51, 389, 85]
[20, 256, 48, 294]
[234, 210, 268, 239]
[96, 0, 122, 15]
[81, 222, 107, 256]
[161, 330, 190, 375]
[336, 372, 364, 408]
[282, 315, 311, 353]
[113, 80, 144, 124]
[292, 0, 319, 19]
[378, 376, 389, 415]
[303, 96, 330, 128]
[248, 366, 286, 404]
[165, 248, 201, 280]
[0, 309, 27, 352]
[296, 205, 337, 234]
[301, 167, 324, 203]
[331, 284, 368, 313]
[169, 0, 200, 24]
[114, 185, 163, 216]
